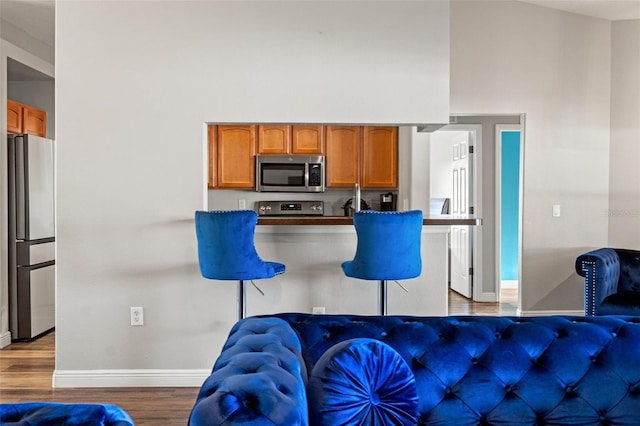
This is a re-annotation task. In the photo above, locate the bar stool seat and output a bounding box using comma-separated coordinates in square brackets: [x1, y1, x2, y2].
[195, 210, 285, 320]
[342, 210, 423, 315]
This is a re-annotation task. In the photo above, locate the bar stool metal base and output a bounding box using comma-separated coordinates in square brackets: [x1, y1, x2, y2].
[236, 280, 265, 320]
[237, 280, 246, 320]
[378, 280, 388, 316]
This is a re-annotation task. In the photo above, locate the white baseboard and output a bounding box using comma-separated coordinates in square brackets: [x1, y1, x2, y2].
[0, 331, 12, 349]
[52, 369, 211, 388]
[501, 280, 518, 289]
[518, 309, 584, 317]
[474, 291, 498, 302]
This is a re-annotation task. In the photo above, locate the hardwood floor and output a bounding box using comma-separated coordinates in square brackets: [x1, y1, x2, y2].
[0, 291, 516, 424]
[0, 332, 199, 425]
[448, 287, 519, 316]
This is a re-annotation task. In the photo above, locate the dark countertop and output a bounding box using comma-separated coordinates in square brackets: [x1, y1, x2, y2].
[257, 215, 482, 226]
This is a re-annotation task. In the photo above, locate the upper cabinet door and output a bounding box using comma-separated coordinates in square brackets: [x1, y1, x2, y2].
[291, 125, 324, 154]
[7, 100, 23, 134]
[361, 126, 398, 188]
[325, 126, 360, 187]
[257, 125, 291, 154]
[23, 106, 47, 137]
[217, 125, 256, 188]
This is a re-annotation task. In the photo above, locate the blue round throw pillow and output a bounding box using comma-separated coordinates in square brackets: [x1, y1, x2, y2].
[308, 338, 418, 426]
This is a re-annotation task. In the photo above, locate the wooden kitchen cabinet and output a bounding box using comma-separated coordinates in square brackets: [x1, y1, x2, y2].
[257, 125, 324, 154]
[361, 126, 398, 188]
[325, 126, 360, 187]
[7, 100, 23, 134]
[208, 123, 396, 190]
[209, 125, 256, 189]
[7, 99, 47, 137]
[23, 107, 47, 137]
[257, 125, 291, 154]
[291, 125, 324, 154]
[325, 125, 398, 189]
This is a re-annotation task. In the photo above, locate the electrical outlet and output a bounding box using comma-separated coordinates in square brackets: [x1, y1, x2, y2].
[312, 306, 325, 315]
[238, 199, 246, 210]
[552, 204, 561, 217]
[130, 307, 144, 326]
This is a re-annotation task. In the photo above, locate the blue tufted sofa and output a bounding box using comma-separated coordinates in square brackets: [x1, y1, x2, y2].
[189, 313, 640, 425]
[576, 248, 640, 316]
[0, 402, 134, 425]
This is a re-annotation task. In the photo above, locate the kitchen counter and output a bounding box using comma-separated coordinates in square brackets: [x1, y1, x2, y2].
[244, 214, 481, 317]
[257, 215, 482, 226]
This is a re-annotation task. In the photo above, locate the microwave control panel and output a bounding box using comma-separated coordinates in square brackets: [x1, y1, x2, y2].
[257, 201, 324, 216]
[309, 163, 323, 187]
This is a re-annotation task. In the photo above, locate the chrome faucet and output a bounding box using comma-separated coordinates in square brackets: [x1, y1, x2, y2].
[354, 183, 361, 213]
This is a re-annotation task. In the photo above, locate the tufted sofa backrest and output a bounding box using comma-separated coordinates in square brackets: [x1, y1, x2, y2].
[615, 249, 640, 293]
[274, 313, 640, 425]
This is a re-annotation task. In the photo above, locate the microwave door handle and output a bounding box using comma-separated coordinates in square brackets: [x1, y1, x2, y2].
[305, 163, 309, 189]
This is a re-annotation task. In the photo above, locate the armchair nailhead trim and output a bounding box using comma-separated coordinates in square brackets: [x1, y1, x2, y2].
[581, 260, 597, 316]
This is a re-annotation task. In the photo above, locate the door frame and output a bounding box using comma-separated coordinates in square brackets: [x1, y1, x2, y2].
[495, 124, 524, 312]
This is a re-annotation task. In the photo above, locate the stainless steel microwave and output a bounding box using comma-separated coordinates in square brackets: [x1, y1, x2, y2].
[255, 155, 325, 192]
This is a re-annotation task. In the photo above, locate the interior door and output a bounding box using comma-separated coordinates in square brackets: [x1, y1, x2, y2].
[450, 134, 473, 298]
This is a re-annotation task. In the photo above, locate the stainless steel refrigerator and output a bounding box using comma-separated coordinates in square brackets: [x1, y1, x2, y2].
[8, 134, 55, 340]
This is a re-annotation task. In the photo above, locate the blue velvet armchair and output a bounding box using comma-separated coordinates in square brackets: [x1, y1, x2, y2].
[575, 247, 640, 316]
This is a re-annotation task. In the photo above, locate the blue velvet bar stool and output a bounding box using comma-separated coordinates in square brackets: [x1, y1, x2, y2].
[195, 210, 285, 320]
[342, 210, 423, 315]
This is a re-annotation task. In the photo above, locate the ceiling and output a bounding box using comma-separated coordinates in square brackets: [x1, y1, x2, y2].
[1, 0, 638, 80]
[522, 0, 640, 21]
[1, 0, 54, 49]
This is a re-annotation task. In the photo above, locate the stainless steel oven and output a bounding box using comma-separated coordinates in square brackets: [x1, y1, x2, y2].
[256, 155, 324, 192]
[257, 201, 324, 216]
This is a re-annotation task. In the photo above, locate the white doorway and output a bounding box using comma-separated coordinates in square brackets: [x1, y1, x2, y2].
[429, 127, 480, 300]
[451, 135, 472, 298]
[496, 125, 523, 308]
[432, 116, 524, 310]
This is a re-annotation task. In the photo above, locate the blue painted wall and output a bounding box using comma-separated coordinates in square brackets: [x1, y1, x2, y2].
[501, 131, 520, 280]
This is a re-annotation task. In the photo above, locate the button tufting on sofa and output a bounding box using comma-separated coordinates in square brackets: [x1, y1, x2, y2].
[190, 314, 640, 425]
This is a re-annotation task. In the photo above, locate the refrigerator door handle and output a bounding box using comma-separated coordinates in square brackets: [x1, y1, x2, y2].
[14, 136, 26, 240]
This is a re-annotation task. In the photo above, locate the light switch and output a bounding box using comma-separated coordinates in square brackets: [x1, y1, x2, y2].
[552, 204, 561, 217]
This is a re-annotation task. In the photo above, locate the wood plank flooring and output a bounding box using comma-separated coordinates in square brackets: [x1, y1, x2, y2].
[449, 287, 519, 316]
[0, 290, 516, 424]
[0, 332, 199, 425]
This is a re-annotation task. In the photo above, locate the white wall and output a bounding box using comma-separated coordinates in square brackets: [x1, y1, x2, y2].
[451, 1, 612, 313]
[608, 19, 640, 247]
[400, 126, 430, 213]
[430, 131, 456, 200]
[55, 1, 449, 382]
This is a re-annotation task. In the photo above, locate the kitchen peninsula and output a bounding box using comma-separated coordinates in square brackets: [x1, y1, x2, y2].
[207, 123, 482, 316]
[257, 216, 481, 226]
[244, 215, 481, 317]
